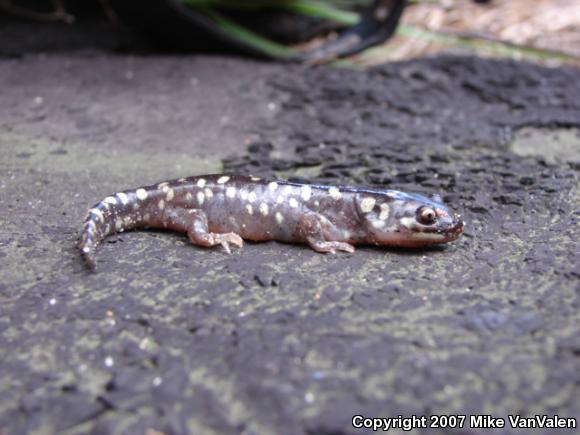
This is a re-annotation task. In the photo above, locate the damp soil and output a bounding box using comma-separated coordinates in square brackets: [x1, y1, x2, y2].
[0, 37, 579, 435]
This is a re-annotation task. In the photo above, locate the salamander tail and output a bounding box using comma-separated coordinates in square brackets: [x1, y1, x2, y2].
[79, 193, 145, 270]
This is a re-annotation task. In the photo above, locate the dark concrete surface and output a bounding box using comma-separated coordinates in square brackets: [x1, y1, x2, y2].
[0, 27, 579, 435]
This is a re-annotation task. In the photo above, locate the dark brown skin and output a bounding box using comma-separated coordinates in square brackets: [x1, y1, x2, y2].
[79, 174, 464, 269]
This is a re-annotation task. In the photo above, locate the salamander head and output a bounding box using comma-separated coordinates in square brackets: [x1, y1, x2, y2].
[356, 192, 464, 247]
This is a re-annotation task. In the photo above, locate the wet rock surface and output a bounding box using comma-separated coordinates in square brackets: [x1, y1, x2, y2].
[0, 51, 579, 435]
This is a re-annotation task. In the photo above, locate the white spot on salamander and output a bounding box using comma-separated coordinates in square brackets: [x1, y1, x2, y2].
[240, 190, 249, 201]
[91, 208, 104, 222]
[400, 217, 415, 229]
[157, 182, 169, 189]
[115, 219, 123, 230]
[165, 188, 175, 201]
[217, 176, 230, 184]
[379, 203, 390, 220]
[300, 186, 312, 201]
[103, 196, 117, 206]
[268, 182, 278, 191]
[248, 192, 257, 203]
[197, 191, 205, 205]
[371, 220, 386, 229]
[226, 186, 236, 199]
[197, 178, 206, 188]
[275, 212, 284, 224]
[360, 197, 376, 213]
[276, 195, 284, 204]
[289, 198, 299, 208]
[136, 188, 148, 201]
[204, 188, 214, 199]
[251, 176, 261, 181]
[328, 187, 341, 200]
[259, 202, 269, 216]
[185, 192, 193, 201]
[116, 192, 129, 205]
[158, 199, 165, 210]
[246, 204, 253, 215]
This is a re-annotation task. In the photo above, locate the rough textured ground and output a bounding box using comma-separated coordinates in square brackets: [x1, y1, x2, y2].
[1, 36, 579, 435]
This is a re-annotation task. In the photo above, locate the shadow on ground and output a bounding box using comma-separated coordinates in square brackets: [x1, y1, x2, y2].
[0, 45, 579, 435]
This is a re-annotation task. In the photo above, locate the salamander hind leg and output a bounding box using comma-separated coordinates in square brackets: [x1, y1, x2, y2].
[167, 209, 243, 253]
[298, 212, 355, 254]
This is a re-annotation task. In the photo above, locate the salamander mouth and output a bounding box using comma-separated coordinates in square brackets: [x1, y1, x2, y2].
[383, 216, 464, 248]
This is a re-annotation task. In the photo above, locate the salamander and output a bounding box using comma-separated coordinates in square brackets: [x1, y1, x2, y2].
[79, 174, 464, 269]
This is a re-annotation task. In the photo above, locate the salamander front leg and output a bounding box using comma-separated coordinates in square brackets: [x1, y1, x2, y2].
[298, 212, 355, 254]
[166, 209, 243, 253]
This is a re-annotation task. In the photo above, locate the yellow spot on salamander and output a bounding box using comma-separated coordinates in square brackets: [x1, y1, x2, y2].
[400, 217, 415, 229]
[217, 176, 230, 184]
[360, 197, 376, 213]
[328, 187, 341, 200]
[165, 188, 175, 201]
[158, 199, 165, 210]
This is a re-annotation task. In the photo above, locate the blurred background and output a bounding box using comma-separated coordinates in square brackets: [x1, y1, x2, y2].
[1, 0, 578, 66]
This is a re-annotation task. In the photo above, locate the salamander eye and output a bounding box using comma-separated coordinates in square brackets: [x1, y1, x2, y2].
[418, 207, 437, 225]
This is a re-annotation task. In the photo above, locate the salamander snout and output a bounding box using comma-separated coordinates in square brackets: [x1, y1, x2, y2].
[369, 198, 464, 247]
[421, 206, 464, 235]
[445, 212, 465, 241]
